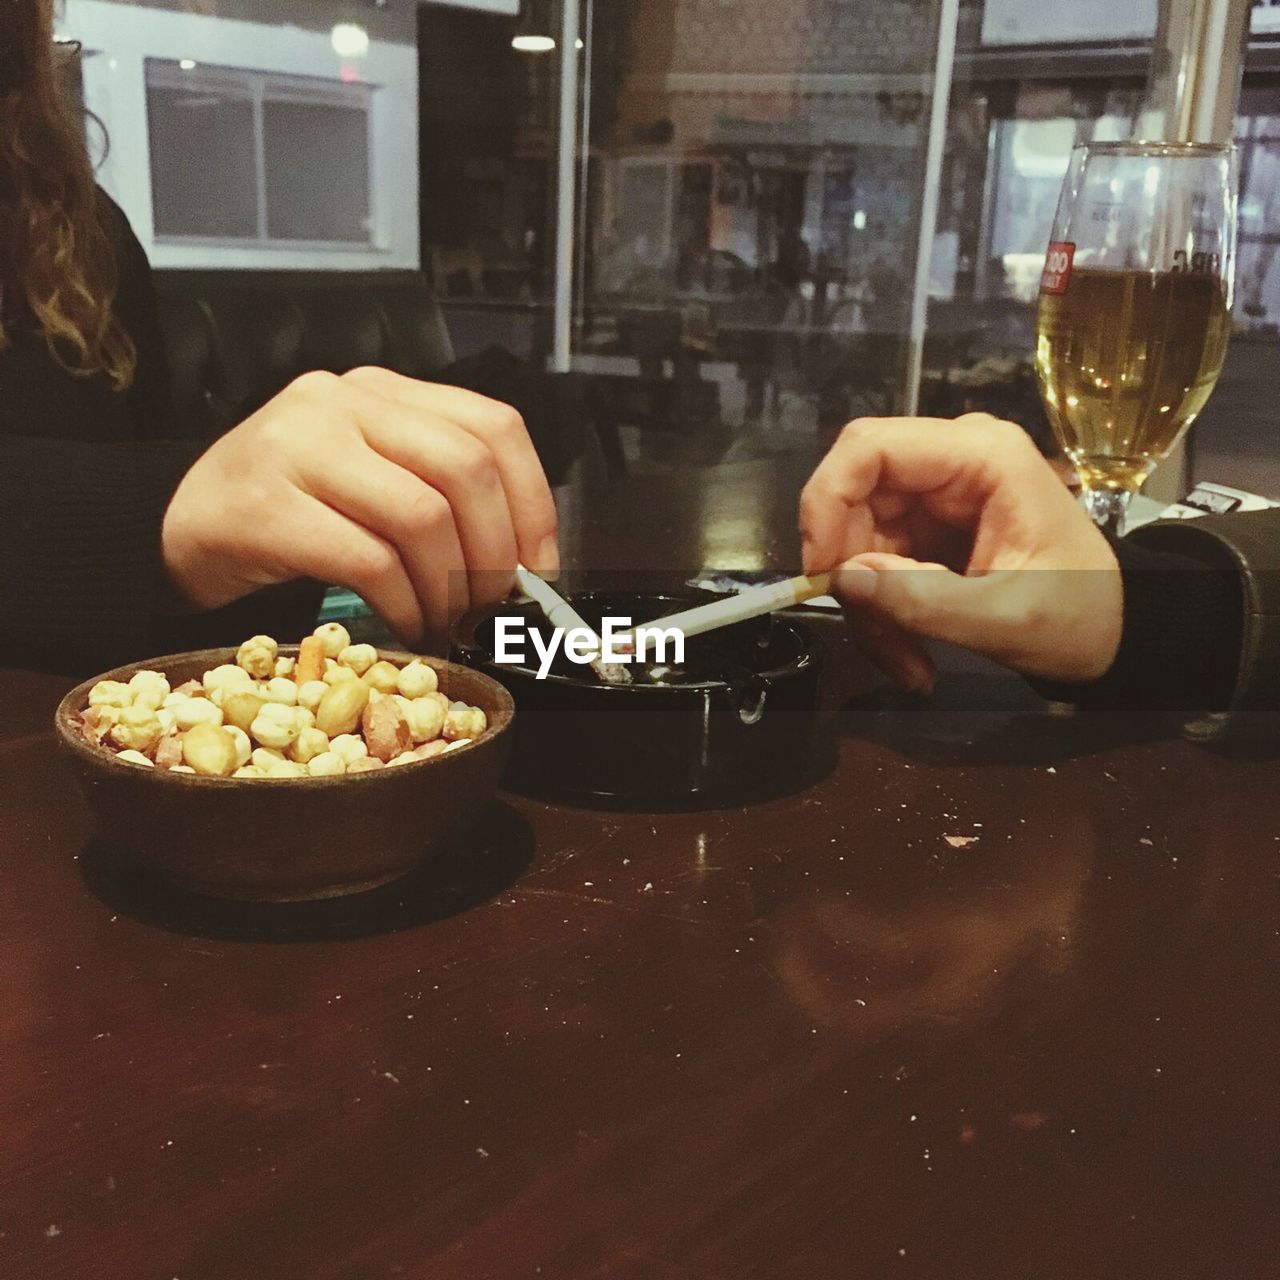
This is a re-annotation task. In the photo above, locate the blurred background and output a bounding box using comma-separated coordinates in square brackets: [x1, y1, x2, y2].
[56, 0, 1280, 492]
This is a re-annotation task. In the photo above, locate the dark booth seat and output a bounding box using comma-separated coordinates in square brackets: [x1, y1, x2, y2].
[153, 270, 456, 442]
[152, 269, 606, 487]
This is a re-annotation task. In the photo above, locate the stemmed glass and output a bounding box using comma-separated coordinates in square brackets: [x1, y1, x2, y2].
[1035, 141, 1238, 534]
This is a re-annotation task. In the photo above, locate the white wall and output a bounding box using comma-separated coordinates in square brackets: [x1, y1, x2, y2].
[58, 0, 419, 271]
[981, 0, 1157, 45]
[1256, 1, 1280, 36]
[423, 0, 518, 11]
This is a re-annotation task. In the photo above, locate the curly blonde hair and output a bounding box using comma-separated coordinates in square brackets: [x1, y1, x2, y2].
[0, 0, 136, 390]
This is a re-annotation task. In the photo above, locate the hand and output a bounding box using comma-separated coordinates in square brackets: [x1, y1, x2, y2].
[162, 367, 559, 644]
[799, 414, 1122, 687]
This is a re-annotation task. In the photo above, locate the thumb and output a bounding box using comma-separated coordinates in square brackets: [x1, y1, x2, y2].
[834, 552, 1003, 654]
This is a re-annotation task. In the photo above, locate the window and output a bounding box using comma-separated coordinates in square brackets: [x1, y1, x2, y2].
[1235, 79, 1280, 330]
[419, 0, 1166, 473]
[145, 60, 373, 247]
[422, 1, 1270, 498]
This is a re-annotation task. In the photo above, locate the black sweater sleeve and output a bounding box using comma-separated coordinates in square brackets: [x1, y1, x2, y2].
[0, 193, 325, 677]
[0, 429, 328, 677]
[0, 433, 204, 674]
[1032, 531, 1243, 712]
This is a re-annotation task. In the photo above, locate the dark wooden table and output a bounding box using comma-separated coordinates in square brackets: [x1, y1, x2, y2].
[3, 460, 1279, 1280]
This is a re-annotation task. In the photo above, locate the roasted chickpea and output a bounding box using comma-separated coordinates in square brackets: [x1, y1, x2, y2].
[313, 622, 351, 659]
[397, 659, 438, 699]
[289, 726, 330, 765]
[337, 643, 377, 675]
[442, 702, 487, 742]
[250, 703, 303, 750]
[362, 661, 401, 695]
[236, 635, 278, 680]
[109, 706, 164, 754]
[306, 751, 346, 777]
[88, 680, 133, 710]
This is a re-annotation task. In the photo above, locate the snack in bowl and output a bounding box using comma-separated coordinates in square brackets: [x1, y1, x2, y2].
[74, 625, 490, 778]
[55, 635, 515, 901]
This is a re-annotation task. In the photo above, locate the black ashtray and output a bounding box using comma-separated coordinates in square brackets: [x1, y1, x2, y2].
[450, 591, 823, 808]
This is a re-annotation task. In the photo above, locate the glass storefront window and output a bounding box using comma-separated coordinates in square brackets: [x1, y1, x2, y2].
[60, 0, 1275, 499]
[1186, 60, 1280, 495]
[418, 0, 1173, 474]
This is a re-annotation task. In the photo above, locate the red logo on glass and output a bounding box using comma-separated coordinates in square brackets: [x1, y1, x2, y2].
[1040, 242, 1075, 295]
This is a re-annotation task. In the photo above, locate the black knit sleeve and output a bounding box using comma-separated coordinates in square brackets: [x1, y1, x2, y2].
[148, 579, 330, 659]
[0, 433, 203, 675]
[0, 197, 327, 677]
[1032, 533, 1243, 712]
[0, 432, 327, 676]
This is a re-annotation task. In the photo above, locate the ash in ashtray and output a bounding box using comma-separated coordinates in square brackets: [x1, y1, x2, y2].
[685, 572, 791, 595]
[628, 662, 700, 687]
[558, 626, 771, 688]
[559, 646, 725, 687]
[481, 594, 805, 690]
[487, 618, 752, 687]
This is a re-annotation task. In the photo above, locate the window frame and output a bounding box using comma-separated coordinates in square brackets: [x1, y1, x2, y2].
[144, 58, 377, 252]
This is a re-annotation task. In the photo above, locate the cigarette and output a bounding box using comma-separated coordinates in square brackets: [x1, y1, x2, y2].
[513, 565, 632, 686]
[620, 572, 833, 660]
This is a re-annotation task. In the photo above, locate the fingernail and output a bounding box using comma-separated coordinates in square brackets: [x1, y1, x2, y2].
[834, 561, 877, 603]
[536, 534, 561, 579]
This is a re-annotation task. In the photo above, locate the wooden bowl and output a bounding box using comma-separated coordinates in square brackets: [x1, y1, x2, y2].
[54, 647, 514, 902]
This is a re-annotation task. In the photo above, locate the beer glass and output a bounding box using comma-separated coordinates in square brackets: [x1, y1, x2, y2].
[1035, 141, 1238, 534]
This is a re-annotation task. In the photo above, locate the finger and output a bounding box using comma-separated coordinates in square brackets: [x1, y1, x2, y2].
[832, 562, 934, 691]
[835, 551, 1014, 658]
[294, 442, 469, 632]
[799, 414, 1038, 572]
[342, 367, 560, 574]
[842, 601, 937, 694]
[261, 491, 425, 644]
[338, 380, 523, 601]
[365, 412, 516, 608]
[844, 604, 936, 696]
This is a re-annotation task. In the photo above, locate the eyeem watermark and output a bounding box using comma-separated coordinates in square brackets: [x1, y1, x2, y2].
[493, 616, 684, 679]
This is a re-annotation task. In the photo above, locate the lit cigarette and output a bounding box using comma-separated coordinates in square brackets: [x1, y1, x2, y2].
[619, 573, 833, 660]
[513, 565, 632, 685]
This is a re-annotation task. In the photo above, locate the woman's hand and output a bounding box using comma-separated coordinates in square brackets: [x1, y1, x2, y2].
[162, 366, 559, 644]
[799, 413, 1123, 688]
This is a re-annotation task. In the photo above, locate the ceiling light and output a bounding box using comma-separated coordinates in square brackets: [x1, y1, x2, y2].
[331, 22, 370, 58]
[511, 34, 556, 52]
[178, 59, 197, 70]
